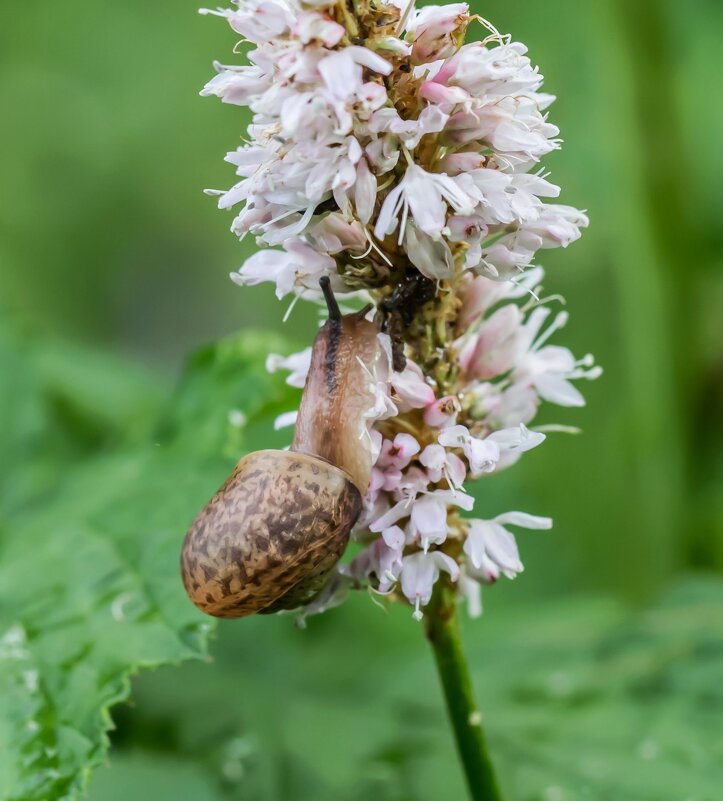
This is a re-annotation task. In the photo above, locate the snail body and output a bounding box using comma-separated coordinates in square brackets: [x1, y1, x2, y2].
[181, 280, 379, 619]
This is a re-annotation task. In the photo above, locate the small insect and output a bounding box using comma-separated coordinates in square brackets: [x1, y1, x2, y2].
[379, 271, 436, 371]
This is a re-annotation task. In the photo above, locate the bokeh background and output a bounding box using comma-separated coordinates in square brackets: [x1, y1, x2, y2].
[1, 1, 722, 799]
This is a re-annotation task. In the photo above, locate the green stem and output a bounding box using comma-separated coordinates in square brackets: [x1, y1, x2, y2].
[424, 582, 503, 801]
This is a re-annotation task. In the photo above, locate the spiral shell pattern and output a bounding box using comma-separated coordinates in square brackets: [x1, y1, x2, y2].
[180, 450, 361, 618]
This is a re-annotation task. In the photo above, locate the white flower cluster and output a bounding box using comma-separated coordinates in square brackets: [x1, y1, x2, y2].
[202, 0, 598, 620]
[202, 0, 588, 297]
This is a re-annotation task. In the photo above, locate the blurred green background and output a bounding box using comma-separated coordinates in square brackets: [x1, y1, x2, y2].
[1, 1, 722, 799]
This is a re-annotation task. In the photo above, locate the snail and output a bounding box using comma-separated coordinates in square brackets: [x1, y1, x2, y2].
[180, 278, 380, 618]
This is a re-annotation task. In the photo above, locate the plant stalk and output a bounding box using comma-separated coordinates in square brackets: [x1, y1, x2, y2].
[424, 582, 502, 801]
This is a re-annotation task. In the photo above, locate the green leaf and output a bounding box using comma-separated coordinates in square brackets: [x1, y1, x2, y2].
[87, 578, 723, 801]
[0, 327, 297, 801]
[0, 321, 165, 519]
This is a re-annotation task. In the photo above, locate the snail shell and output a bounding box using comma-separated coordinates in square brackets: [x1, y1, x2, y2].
[180, 450, 362, 618]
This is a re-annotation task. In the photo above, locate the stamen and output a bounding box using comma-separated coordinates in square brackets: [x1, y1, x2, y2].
[533, 424, 581, 435]
[367, 230, 394, 267]
[533, 310, 569, 350]
[470, 14, 506, 45]
[262, 206, 302, 227]
[396, 0, 415, 36]
[376, 175, 396, 193]
[443, 465, 458, 495]
[397, 203, 409, 246]
[350, 239, 374, 259]
[282, 293, 300, 323]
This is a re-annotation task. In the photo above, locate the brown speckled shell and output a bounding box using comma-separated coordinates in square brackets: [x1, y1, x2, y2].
[180, 450, 361, 618]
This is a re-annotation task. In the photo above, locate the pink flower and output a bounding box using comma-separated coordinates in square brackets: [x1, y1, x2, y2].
[273, 410, 298, 430]
[265, 347, 311, 388]
[424, 395, 461, 428]
[370, 105, 449, 150]
[369, 488, 473, 534]
[464, 512, 551, 582]
[200, 65, 271, 106]
[474, 382, 539, 429]
[407, 3, 470, 65]
[458, 304, 525, 380]
[390, 359, 436, 410]
[377, 526, 406, 591]
[409, 495, 450, 550]
[447, 41, 542, 97]
[509, 306, 602, 407]
[419, 80, 471, 111]
[232, 238, 337, 299]
[392, 466, 431, 503]
[354, 158, 377, 225]
[319, 46, 392, 133]
[486, 424, 546, 471]
[309, 214, 368, 254]
[400, 551, 460, 620]
[438, 422, 544, 476]
[347, 525, 405, 591]
[438, 425, 500, 476]
[378, 433, 421, 470]
[292, 11, 345, 47]
[370, 466, 401, 495]
[458, 570, 483, 618]
[456, 268, 543, 331]
[419, 444, 466, 488]
[374, 165, 476, 243]
[200, 0, 293, 44]
[404, 224, 455, 280]
[370, 434, 421, 497]
[529, 205, 589, 248]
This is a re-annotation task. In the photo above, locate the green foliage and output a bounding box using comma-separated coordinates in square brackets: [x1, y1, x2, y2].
[88, 580, 723, 801]
[0, 323, 164, 518]
[0, 323, 297, 801]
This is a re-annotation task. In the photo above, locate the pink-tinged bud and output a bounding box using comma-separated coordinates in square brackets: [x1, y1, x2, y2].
[456, 273, 509, 330]
[354, 158, 377, 225]
[310, 213, 368, 254]
[292, 11, 345, 47]
[459, 305, 524, 379]
[419, 81, 470, 109]
[370, 467, 386, 495]
[391, 360, 436, 410]
[424, 396, 461, 428]
[433, 58, 458, 85]
[355, 82, 388, 115]
[408, 3, 470, 65]
[437, 152, 486, 175]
